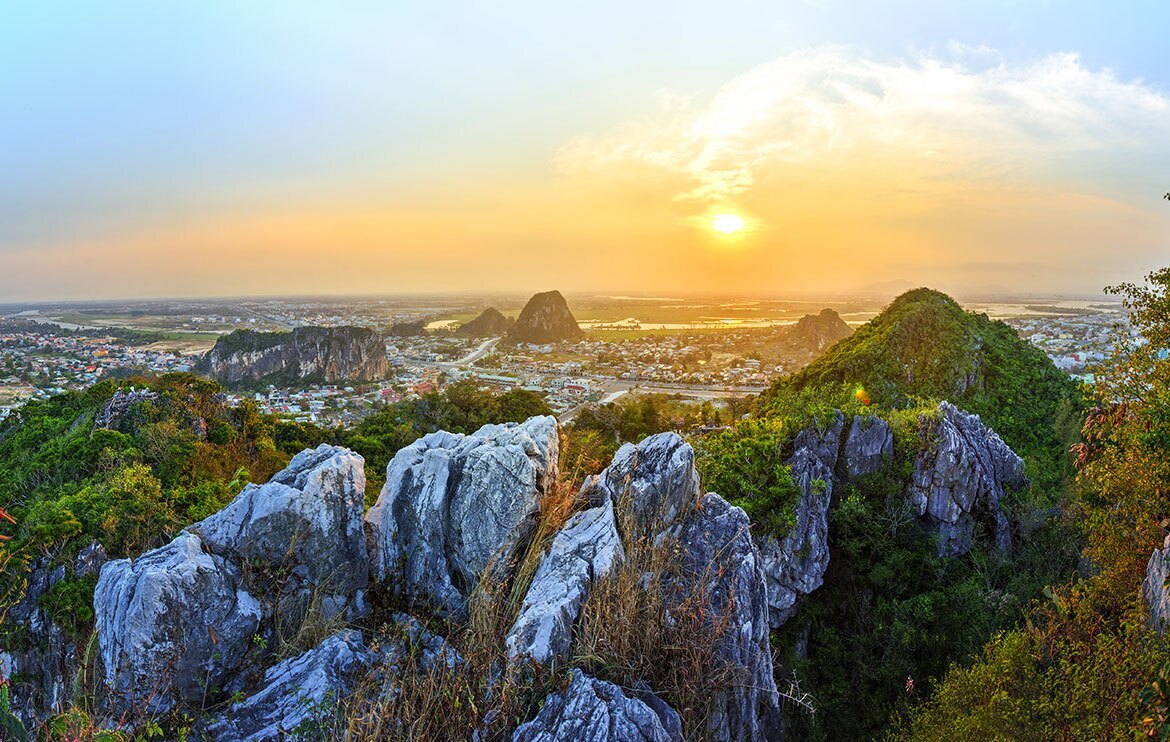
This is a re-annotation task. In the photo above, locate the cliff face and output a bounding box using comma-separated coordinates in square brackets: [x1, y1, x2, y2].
[456, 307, 514, 337]
[508, 290, 583, 344]
[198, 326, 387, 385]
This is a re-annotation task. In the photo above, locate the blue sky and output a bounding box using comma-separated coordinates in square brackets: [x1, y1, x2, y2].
[2, 1, 1169, 299]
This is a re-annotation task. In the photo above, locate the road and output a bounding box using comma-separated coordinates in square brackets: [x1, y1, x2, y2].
[440, 337, 500, 368]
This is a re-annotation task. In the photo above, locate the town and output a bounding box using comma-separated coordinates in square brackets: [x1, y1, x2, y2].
[0, 297, 1126, 426]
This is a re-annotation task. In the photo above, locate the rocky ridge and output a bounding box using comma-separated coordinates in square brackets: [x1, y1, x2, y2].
[79, 417, 780, 740]
[197, 326, 387, 386]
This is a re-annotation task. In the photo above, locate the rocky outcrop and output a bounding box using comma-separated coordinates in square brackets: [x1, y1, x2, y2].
[202, 629, 373, 742]
[506, 498, 623, 665]
[757, 413, 845, 628]
[4, 543, 107, 726]
[908, 402, 1025, 556]
[840, 414, 894, 480]
[458, 307, 514, 337]
[94, 531, 263, 714]
[580, 432, 700, 532]
[388, 319, 427, 337]
[190, 444, 368, 619]
[364, 416, 560, 618]
[513, 670, 682, 742]
[197, 325, 387, 386]
[508, 291, 583, 344]
[679, 495, 782, 740]
[94, 445, 369, 714]
[1145, 535, 1170, 631]
[94, 388, 158, 430]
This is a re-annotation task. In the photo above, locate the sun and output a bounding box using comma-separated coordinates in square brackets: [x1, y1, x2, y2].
[711, 213, 746, 234]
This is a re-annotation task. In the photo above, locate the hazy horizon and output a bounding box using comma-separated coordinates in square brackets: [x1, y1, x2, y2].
[4, 2, 1169, 301]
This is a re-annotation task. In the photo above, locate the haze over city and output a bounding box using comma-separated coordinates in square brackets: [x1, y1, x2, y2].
[3, 1, 1169, 301]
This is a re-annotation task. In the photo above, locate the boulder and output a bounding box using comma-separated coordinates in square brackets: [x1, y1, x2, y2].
[1145, 535, 1170, 632]
[506, 498, 624, 665]
[908, 402, 1025, 556]
[513, 670, 681, 742]
[94, 531, 262, 713]
[202, 629, 373, 742]
[757, 412, 845, 628]
[365, 416, 559, 618]
[190, 444, 368, 618]
[581, 432, 699, 532]
[678, 494, 781, 741]
[839, 414, 893, 480]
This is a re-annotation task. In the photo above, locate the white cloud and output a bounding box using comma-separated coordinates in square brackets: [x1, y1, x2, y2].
[555, 46, 1170, 204]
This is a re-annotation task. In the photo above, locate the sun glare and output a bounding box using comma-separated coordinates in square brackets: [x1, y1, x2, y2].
[712, 213, 746, 234]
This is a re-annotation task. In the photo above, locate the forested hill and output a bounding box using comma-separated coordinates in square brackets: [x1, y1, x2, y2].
[760, 287, 1081, 485]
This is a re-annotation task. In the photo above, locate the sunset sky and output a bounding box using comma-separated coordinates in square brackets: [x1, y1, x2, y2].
[3, 1, 1169, 301]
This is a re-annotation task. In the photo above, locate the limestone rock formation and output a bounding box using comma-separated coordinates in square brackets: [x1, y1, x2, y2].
[786, 308, 852, 353]
[202, 629, 373, 742]
[757, 412, 845, 628]
[94, 444, 371, 714]
[908, 402, 1025, 556]
[1145, 535, 1170, 631]
[506, 498, 624, 665]
[190, 444, 368, 618]
[513, 670, 682, 742]
[679, 494, 782, 740]
[580, 432, 700, 531]
[508, 291, 583, 344]
[94, 531, 263, 713]
[94, 388, 158, 430]
[458, 307, 514, 337]
[365, 416, 560, 618]
[840, 414, 894, 480]
[3, 544, 106, 726]
[197, 325, 387, 386]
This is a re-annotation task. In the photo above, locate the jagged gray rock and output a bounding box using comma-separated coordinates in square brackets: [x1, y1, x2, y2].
[513, 670, 682, 742]
[3, 542, 108, 726]
[840, 414, 893, 480]
[506, 498, 624, 665]
[678, 494, 782, 741]
[190, 444, 368, 618]
[581, 432, 699, 531]
[1145, 535, 1170, 632]
[94, 531, 262, 713]
[365, 416, 559, 618]
[757, 412, 845, 628]
[202, 629, 373, 742]
[908, 402, 1025, 556]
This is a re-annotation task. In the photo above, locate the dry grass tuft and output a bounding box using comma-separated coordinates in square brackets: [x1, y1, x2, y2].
[571, 490, 740, 737]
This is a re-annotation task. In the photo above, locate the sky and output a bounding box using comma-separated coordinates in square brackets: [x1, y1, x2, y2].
[2, 1, 1169, 301]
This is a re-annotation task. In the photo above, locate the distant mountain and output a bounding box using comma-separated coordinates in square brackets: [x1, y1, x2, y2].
[786, 308, 852, 353]
[456, 307, 514, 337]
[508, 291, 583, 344]
[198, 326, 387, 387]
[761, 288, 1078, 468]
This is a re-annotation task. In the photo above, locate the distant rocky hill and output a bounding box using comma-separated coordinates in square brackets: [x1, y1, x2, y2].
[456, 307, 514, 337]
[787, 308, 852, 352]
[508, 290, 583, 344]
[198, 326, 387, 386]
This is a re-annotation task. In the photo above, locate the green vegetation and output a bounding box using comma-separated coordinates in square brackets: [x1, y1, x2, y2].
[760, 288, 1081, 489]
[693, 418, 804, 534]
[899, 267, 1170, 739]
